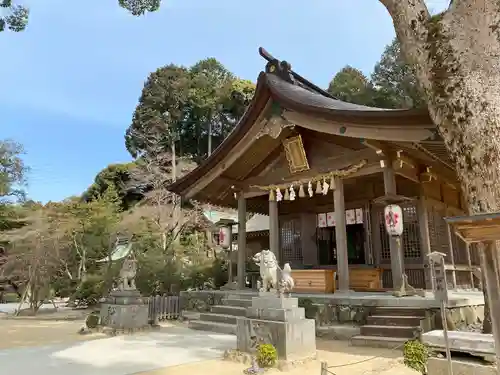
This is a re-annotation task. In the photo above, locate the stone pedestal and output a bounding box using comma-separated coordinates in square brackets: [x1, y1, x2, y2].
[422, 330, 495, 362]
[236, 292, 316, 363]
[99, 289, 149, 334]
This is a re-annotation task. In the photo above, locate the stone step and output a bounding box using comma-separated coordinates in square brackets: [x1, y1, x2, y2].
[223, 298, 252, 308]
[188, 320, 236, 335]
[226, 293, 254, 301]
[371, 307, 426, 317]
[211, 305, 247, 317]
[360, 324, 418, 339]
[351, 335, 408, 350]
[367, 315, 423, 327]
[200, 312, 238, 325]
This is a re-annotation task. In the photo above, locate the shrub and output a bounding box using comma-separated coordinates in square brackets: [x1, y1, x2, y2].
[51, 277, 78, 298]
[209, 258, 228, 289]
[256, 343, 277, 368]
[403, 339, 429, 374]
[86, 313, 100, 329]
[73, 274, 105, 306]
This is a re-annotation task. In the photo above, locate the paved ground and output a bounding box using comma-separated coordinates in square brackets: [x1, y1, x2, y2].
[0, 309, 417, 375]
[141, 339, 418, 375]
[0, 326, 236, 375]
[0, 319, 105, 349]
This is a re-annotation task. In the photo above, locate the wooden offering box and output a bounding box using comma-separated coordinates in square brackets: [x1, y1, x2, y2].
[292, 269, 334, 293]
[349, 268, 382, 291]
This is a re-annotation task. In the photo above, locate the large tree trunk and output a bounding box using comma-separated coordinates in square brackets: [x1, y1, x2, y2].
[379, 0, 500, 332]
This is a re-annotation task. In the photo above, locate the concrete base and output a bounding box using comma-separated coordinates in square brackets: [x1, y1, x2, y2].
[99, 289, 149, 333]
[317, 324, 360, 340]
[422, 330, 495, 361]
[236, 317, 316, 362]
[236, 295, 316, 363]
[428, 357, 497, 375]
[182, 289, 484, 308]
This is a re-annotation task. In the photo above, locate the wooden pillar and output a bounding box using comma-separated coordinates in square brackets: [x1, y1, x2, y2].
[480, 242, 500, 368]
[445, 220, 458, 290]
[383, 164, 405, 290]
[237, 194, 247, 289]
[417, 195, 434, 290]
[465, 243, 475, 288]
[269, 199, 280, 263]
[333, 176, 350, 292]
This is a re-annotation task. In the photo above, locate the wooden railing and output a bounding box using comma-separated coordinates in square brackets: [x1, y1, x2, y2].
[148, 295, 180, 323]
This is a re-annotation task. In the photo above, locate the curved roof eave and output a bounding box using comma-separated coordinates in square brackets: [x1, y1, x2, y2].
[265, 73, 434, 126]
[168, 68, 437, 197]
[168, 72, 272, 195]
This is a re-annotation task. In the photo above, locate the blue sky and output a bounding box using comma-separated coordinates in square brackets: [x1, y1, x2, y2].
[0, 0, 447, 203]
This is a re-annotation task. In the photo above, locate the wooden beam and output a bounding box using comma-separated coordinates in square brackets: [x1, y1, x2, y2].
[364, 140, 421, 183]
[241, 162, 382, 195]
[361, 139, 389, 156]
[419, 166, 438, 183]
[243, 148, 376, 188]
[391, 149, 419, 182]
[366, 139, 460, 188]
[284, 111, 436, 142]
[392, 159, 419, 183]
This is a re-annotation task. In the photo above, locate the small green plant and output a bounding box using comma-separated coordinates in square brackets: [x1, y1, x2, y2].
[256, 343, 277, 368]
[85, 313, 100, 329]
[403, 339, 429, 374]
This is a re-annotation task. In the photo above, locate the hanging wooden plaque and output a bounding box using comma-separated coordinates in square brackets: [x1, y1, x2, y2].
[282, 135, 310, 174]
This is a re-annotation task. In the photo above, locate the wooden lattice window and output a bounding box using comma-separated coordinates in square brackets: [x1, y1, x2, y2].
[364, 203, 374, 265]
[377, 204, 421, 261]
[378, 209, 391, 261]
[280, 218, 303, 265]
[427, 205, 450, 257]
[450, 228, 469, 264]
[402, 205, 421, 259]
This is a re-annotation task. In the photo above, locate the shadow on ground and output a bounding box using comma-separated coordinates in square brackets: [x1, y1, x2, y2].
[316, 339, 402, 360]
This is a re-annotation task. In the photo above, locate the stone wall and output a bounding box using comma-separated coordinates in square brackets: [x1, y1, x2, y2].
[427, 305, 484, 331]
[298, 297, 374, 326]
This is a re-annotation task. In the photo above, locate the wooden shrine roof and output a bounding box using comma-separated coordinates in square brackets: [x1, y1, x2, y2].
[445, 213, 500, 243]
[167, 48, 455, 213]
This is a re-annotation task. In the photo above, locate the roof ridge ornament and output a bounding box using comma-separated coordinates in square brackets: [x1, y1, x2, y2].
[259, 47, 295, 84]
[258, 46, 336, 98]
[265, 59, 295, 84]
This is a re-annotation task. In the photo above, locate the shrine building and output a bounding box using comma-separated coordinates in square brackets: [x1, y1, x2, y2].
[168, 48, 479, 294]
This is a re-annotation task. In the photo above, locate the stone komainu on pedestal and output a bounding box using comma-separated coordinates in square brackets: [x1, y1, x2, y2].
[97, 238, 149, 333]
[237, 260, 316, 364]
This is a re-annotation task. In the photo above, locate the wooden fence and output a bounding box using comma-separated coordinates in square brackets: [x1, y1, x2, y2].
[148, 295, 180, 322]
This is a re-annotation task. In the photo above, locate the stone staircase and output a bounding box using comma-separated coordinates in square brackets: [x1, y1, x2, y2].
[188, 293, 253, 335]
[351, 307, 426, 349]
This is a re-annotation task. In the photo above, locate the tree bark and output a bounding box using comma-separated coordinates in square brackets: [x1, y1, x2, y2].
[379, 0, 500, 333]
